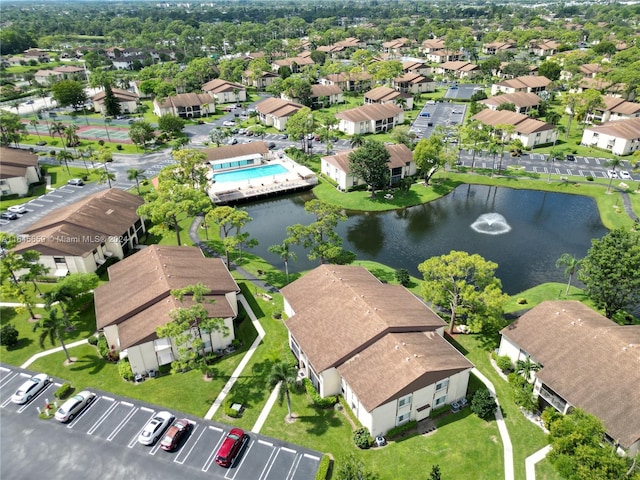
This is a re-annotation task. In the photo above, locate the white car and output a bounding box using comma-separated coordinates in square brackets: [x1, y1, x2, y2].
[607, 170, 619, 179]
[138, 411, 175, 445]
[619, 170, 632, 180]
[11, 373, 51, 404]
[54, 390, 95, 422]
[7, 204, 27, 214]
[222, 121, 236, 127]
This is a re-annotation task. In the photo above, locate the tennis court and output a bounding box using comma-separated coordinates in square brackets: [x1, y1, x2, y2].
[78, 126, 132, 142]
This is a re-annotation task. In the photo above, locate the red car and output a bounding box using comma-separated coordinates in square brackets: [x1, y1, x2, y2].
[215, 427, 246, 467]
[160, 418, 193, 451]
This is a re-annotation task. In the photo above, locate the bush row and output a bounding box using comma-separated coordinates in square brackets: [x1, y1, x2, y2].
[223, 397, 242, 418]
[385, 420, 417, 439]
[54, 382, 72, 399]
[302, 378, 336, 408]
[118, 359, 134, 381]
[314, 455, 331, 480]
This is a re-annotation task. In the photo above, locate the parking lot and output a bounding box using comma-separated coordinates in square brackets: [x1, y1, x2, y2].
[1, 366, 321, 480]
[410, 101, 466, 140]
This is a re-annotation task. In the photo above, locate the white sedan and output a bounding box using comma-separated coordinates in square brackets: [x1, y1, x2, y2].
[607, 170, 619, 179]
[222, 121, 236, 127]
[138, 411, 175, 446]
[7, 204, 27, 214]
[619, 170, 632, 180]
[54, 390, 95, 422]
[11, 373, 51, 404]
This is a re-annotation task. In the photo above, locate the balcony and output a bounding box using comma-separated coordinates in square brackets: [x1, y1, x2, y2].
[538, 387, 567, 413]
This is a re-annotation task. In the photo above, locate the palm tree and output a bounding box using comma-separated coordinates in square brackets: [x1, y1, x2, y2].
[350, 133, 364, 148]
[606, 156, 623, 194]
[546, 149, 565, 183]
[33, 308, 73, 364]
[49, 121, 66, 150]
[208, 128, 228, 147]
[99, 164, 116, 188]
[515, 357, 540, 383]
[29, 119, 42, 142]
[268, 361, 298, 420]
[268, 241, 297, 283]
[127, 168, 147, 195]
[57, 149, 74, 175]
[64, 124, 79, 153]
[555, 253, 582, 296]
[103, 117, 112, 142]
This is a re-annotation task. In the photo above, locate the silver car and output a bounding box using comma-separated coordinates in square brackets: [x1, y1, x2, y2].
[11, 373, 51, 404]
[138, 411, 175, 446]
[54, 390, 95, 422]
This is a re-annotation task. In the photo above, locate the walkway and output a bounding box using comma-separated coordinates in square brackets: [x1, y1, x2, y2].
[471, 367, 515, 480]
[20, 338, 88, 369]
[526, 445, 552, 480]
[203, 294, 266, 420]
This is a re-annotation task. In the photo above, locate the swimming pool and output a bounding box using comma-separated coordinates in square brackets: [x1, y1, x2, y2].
[213, 164, 290, 183]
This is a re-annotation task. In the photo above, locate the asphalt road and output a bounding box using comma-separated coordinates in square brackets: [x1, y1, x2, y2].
[1, 365, 322, 480]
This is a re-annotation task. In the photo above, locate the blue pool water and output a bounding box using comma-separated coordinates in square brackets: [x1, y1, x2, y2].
[213, 164, 289, 183]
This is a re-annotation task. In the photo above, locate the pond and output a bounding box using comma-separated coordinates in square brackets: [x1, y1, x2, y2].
[241, 185, 607, 295]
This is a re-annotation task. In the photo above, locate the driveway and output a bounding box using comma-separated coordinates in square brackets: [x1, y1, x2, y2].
[0, 365, 322, 480]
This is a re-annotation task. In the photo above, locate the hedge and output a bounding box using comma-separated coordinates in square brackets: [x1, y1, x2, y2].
[54, 382, 73, 399]
[223, 397, 242, 418]
[386, 420, 417, 439]
[302, 378, 336, 408]
[314, 455, 331, 480]
[118, 359, 134, 381]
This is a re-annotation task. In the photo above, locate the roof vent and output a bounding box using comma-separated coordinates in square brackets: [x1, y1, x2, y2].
[374, 307, 378, 311]
[402, 342, 406, 346]
[105, 208, 114, 215]
[623, 347, 628, 351]
[405, 357, 410, 362]
[395, 345, 400, 350]
[570, 321, 575, 325]
[555, 311, 560, 315]
[414, 353, 418, 357]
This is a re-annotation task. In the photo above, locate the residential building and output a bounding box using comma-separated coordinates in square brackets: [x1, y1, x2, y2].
[95, 245, 240, 376]
[271, 56, 315, 74]
[426, 49, 464, 64]
[91, 88, 139, 115]
[482, 41, 517, 55]
[319, 72, 373, 93]
[529, 40, 560, 57]
[364, 86, 413, 109]
[242, 70, 279, 90]
[479, 92, 542, 114]
[498, 300, 640, 455]
[282, 265, 474, 436]
[435, 61, 481, 79]
[587, 96, 640, 124]
[254, 97, 303, 131]
[382, 38, 411, 56]
[421, 38, 446, 54]
[321, 143, 416, 191]
[153, 93, 213, 118]
[335, 103, 404, 135]
[392, 73, 435, 95]
[0, 147, 42, 197]
[491, 76, 551, 96]
[309, 84, 344, 108]
[13, 189, 145, 276]
[472, 109, 557, 148]
[402, 60, 431, 77]
[581, 117, 640, 156]
[202, 79, 247, 104]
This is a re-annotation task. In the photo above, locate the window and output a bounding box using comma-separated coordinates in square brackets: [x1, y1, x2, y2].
[398, 394, 412, 408]
[435, 379, 449, 391]
[396, 413, 410, 425]
[435, 395, 447, 406]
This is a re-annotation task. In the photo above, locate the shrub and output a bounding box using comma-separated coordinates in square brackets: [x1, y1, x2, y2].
[97, 335, 109, 358]
[116, 144, 123, 150]
[386, 420, 417, 439]
[516, 297, 527, 305]
[0, 324, 19, 347]
[302, 378, 336, 408]
[118, 359, 134, 381]
[87, 335, 98, 346]
[429, 404, 450, 418]
[496, 355, 513, 373]
[98, 139, 105, 146]
[222, 397, 242, 418]
[315, 455, 331, 480]
[394, 268, 411, 287]
[54, 382, 73, 399]
[471, 388, 497, 420]
[272, 310, 282, 320]
[353, 427, 373, 449]
[541, 406, 562, 430]
[586, 176, 594, 182]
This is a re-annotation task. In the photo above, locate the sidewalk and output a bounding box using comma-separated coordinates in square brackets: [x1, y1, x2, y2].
[20, 338, 88, 369]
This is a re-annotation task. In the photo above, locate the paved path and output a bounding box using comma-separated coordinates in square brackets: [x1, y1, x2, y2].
[252, 381, 281, 433]
[20, 338, 89, 369]
[525, 445, 552, 480]
[203, 294, 266, 420]
[471, 367, 514, 480]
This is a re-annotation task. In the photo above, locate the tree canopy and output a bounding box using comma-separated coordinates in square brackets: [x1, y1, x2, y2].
[348, 140, 391, 196]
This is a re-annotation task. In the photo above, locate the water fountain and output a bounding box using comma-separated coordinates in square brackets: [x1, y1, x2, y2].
[470, 213, 512, 235]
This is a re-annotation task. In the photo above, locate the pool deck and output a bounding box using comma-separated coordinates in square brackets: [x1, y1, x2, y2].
[207, 156, 318, 204]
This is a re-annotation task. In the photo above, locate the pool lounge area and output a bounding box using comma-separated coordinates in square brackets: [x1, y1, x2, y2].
[207, 156, 318, 204]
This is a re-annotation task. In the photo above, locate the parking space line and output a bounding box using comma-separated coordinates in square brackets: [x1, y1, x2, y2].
[0, 371, 19, 392]
[47, 194, 63, 198]
[67, 396, 101, 429]
[201, 446, 219, 473]
[281, 447, 296, 453]
[225, 440, 254, 479]
[258, 439, 273, 447]
[87, 397, 117, 434]
[287, 454, 303, 480]
[211, 425, 223, 432]
[173, 423, 199, 465]
[110, 405, 139, 442]
[139, 406, 154, 412]
[121, 401, 133, 407]
[102, 396, 114, 401]
[258, 448, 279, 480]
[17, 381, 55, 414]
[304, 453, 321, 460]
[39, 198, 53, 203]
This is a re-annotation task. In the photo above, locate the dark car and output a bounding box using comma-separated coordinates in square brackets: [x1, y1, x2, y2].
[215, 427, 246, 467]
[268, 142, 276, 150]
[160, 418, 193, 451]
[565, 154, 576, 161]
[1, 211, 19, 220]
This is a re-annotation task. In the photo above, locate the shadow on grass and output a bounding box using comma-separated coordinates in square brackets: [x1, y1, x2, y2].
[1, 307, 19, 323]
[238, 283, 265, 319]
[6, 337, 34, 351]
[444, 333, 469, 356]
[435, 407, 473, 428]
[69, 354, 106, 375]
[224, 358, 275, 411]
[298, 406, 343, 436]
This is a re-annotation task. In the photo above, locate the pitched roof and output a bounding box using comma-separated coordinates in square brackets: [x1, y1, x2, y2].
[283, 265, 471, 411]
[202, 78, 245, 93]
[495, 75, 551, 89]
[310, 84, 343, 98]
[0, 148, 38, 178]
[440, 61, 478, 72]
[364, 86, 401, 102]
[255, 97, 303, 118]
[336, 103, 403, 123]
[14, 189, 144, 256]
[324, 72, 372, 83]
[599, 96, 640, 115]
[584, 117, 640, 140]
[92, 88, 138, 103]
[472, 109, 554, 134]
[500, 301, 640, 449]
[394, 72, 432, 84]
[157, 92, 212, 108]
[480, 92, 541, 109]
[322, 143, 413, 172]
[94, 245, 239, 349]
[203, 142, 269, 161]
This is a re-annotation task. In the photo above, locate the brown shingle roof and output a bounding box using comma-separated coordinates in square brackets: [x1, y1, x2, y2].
[336, 103, 403, 123]
[480, 92, 541, 109]
[95, 245, 239, 349]
[14, 189, 143, 257]
[310, 84, 342, 98]
[0, 147, 38, 179]
[323, 143, 412, 172]
[495, 75, 551, 89]
[364, 86, 401, 102]
[255, 97, 303, 118]
[585, 117, 640, 140]
[472, 109, 554, 134]
[203, 142, 269, 161]
[500, 301, 640, 449]
[283, 265, 447, 373]
[92, 88, 138, 103]
[600, 96, 640, 116]
[157, 93, 212, 108]
[202, 78, 244, 94]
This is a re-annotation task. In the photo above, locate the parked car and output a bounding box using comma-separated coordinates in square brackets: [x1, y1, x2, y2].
[426, 100, 436, 105]
[280, 133, 288, 139]
[138, 411, 175, 446]
[54, 390, 95, 422]
[160, 418, 193, 451]
[229, 138, 238, 145]
[419, 112, 431, 117]
[268, 142, 276, 150]
[222, 121, 236, 127]
[215, 427, 246, 467]
[619, 170, 632, 180]
[565, 154, 576, 161]
[7, 204, 27, 214]
[452, 110, 462, 114]
[1, 212, 19, 221]
[11, 373, 51, 404]
[607, 170, 619, 179]
[246, 130, 254, 136]
[67, 178, 84, 186]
